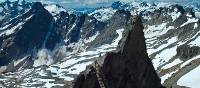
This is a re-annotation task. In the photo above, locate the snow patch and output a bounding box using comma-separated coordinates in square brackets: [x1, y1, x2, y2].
[189, 36, 200, 46]
[45, 4, 65, 14]
[14, 56, 28, 66]
[162, 58, 183, 70]
[161, 70, 178, 84]
[111, 28, 124, 47]
[67, 61, 93, 74]
[37, 70, 48, 77]
[194, 23, 198, 29]
[89, 8, 116, 22]
[180, 55, 200, 68]
[180, 18, 198, 27]
[144, 23, 168, 38]
[147, 37, 177, 55]
[170, 12, 181, 21]
[177, 64, 200, 88]
[153, 46, 177, 70]
[0, 22, 24, 36]
[84, 32, 99, 43]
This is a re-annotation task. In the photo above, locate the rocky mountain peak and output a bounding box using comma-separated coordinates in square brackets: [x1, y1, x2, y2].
[139, 2, 149, 7]
[0, 1, 62, 69]
[31, 2, 43, 11]
[73, 15, 164, 88]
[172, 4, 185, 14]
[0, 1, 200, 88]
[185, 8, 195, 17]
[29, 2, 49, 15]
[111, 1, 123, 9]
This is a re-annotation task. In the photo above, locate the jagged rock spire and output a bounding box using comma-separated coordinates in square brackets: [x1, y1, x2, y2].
[73, 15, 164, 88]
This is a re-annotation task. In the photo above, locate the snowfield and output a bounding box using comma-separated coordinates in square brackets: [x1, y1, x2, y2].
[34, 28, 125, 82]
[89, 8, 116, 22]
[162, 58, 183, 70]
[177, 64, 200, 88]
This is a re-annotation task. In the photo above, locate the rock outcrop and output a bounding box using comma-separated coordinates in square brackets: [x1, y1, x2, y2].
[176, 45, 200, 61]
[73, 16, 164, 88]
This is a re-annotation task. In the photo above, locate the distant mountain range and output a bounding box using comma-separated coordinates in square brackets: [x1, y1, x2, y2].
[0, 0, 200, 88]
[1, 0, 200, 9]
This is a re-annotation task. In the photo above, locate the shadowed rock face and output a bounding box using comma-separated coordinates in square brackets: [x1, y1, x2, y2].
[73, 16, 164, 88]
[0, 2, 62, 66]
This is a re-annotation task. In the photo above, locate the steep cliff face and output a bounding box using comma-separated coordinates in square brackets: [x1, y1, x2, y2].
[0, 2, 62, 69]
[73, 16, 164, 88]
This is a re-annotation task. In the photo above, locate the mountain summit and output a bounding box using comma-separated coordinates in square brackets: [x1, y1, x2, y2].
[73, 16, 164, 88]
[0, 2, 61, 71]
[0, 1, 200, 88]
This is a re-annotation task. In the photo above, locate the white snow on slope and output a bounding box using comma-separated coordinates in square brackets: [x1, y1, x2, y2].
[45, 4, 65, 14]
[144, 23, 175, 38]
[89, 8, 116, 22]
[144, 23, 167, 38]
[171, 12, 181, 21]
[0, 22, 23, 36]
[64, 23, 76, 43]
[162, 58, 183, 70]
[180, 55, 200, 68]
[153, 46, 177, 70]
[44, 81, 64, 88]
[0, 14, 33, 36]
[112, 28, 124, 47]
[0, 24, 12, 30]
[84, 32, 99, 43]
[147, 36, 177, 56]
[14, 56, 28, 66]
[67, 61, 93, 74]
[195, 12, 200, 18]
[161, 70, 178, 84]
[177, 64, 200, 88]
[194, 23, 198, 29]
[189, 36, 200, 46]
[180, 18, 198, 27]
[43, 28, 125, 81]
[144, 23, 175, 55]
[36, 70, 48, 77]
